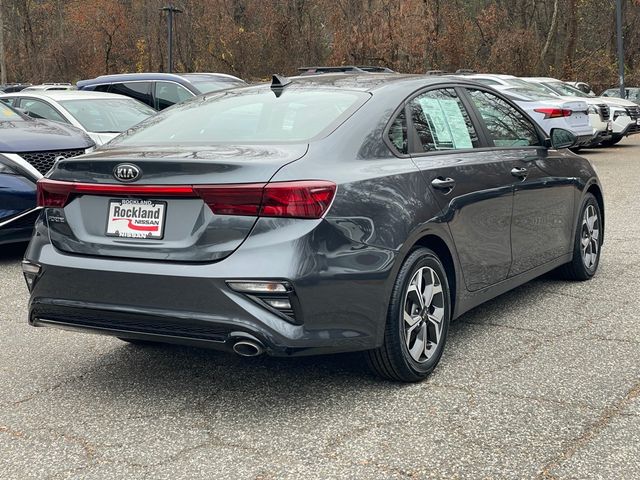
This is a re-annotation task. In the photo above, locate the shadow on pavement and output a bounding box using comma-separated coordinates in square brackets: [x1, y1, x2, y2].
[0, 242, 28, 262]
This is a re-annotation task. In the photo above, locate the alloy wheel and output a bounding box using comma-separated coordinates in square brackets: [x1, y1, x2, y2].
[403, 266, 445, 363]
[580, 204, 599, 270]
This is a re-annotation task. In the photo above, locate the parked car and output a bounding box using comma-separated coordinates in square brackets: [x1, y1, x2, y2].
[22, 83, 75, 92]
[25, 74, 604, 382]
[488, 85, 594, 146]
[465, 74, 612, 146]
[601, 87, 640, 105]
[77, 73, 247, 110]
[523, 77, 640, 146]
[0, 91, 157, 145]
[0, 103, 94, 244]
[0, 83, 31, 93]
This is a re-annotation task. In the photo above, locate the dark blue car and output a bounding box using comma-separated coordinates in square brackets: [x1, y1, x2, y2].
[0, 103, 94, 244]
[77, 72, 246, 110]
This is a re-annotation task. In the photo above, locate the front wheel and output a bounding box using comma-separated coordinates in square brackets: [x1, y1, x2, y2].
[366, 248, 452, 382]
[557, 193, 602, 281]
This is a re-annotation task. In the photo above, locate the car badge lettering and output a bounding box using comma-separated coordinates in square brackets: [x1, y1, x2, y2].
[113, 164, 141, 182]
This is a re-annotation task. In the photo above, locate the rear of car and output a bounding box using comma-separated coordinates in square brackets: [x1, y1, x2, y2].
[24, 83, 375, 354]
[0, 104, 94, 244]
[494, 86, 593, 145]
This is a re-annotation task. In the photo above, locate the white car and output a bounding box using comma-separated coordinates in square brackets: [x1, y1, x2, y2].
[465, 74, 613, 146]
[523, 77, 640, 146]
[490, 86, 593, 146]
[0, 91, 156, 145]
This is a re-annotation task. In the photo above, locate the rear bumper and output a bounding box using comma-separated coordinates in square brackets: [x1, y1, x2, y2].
[25, 216, 397, 356]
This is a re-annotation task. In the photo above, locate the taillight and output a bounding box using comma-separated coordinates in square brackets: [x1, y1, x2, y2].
[534, 108, 573, 119]
[37, 178, 336, 219]
[261, 181, 336, 218]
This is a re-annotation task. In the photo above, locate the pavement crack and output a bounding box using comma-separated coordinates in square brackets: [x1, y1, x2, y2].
[536, 379, 640, 478]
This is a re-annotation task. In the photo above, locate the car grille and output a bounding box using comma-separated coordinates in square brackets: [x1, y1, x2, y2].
[598, 104, 610, 120]
[18, 149, 85, 175]
[626, 105, 640, 120]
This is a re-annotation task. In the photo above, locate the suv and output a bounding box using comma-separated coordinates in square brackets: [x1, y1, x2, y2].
[601, 87, 640, 105]
[0, 103, 94, 244]
[77, 73, 246, 110]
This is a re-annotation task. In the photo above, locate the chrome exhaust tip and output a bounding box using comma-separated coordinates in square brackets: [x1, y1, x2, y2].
[232, 340, 265, 357]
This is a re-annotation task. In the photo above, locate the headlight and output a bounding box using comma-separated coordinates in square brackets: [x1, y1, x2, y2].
[587, 105, 599, 114]
[84, 146, 95, 154]
[613, 110, 629, 120]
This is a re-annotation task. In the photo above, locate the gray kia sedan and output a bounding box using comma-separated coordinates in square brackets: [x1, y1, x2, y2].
[23, 74, 604, 382]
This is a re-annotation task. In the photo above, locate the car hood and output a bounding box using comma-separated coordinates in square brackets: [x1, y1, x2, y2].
[597, 97, 638, 108]
[0, 118, 94, 152]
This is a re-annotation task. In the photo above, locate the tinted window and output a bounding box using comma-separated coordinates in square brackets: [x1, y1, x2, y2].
[154, 81, 194, 110]
[110, 82, 153, 107]
[111, 89, 368, 146]
[20, 98, 68, 123]
[467, 89, 540, 147]
[93, 84, 111, 93]
[388, 108, 407, 154]
[59, 98, 156, 133]
[408, 88, 479, 152]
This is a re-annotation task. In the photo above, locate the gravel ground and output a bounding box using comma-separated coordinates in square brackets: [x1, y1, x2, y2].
[1, 138, 639, 479]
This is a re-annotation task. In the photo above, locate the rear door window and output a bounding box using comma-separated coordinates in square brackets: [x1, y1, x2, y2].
[110, 82, 154, 108]
[466, 89, 540, 147]
[407, 88, 479, 153]
[154, 81, 194, 110]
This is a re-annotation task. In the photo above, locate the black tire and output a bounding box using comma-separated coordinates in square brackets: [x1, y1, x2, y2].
[557, 193, 602, 281]
[600, 137, 622, 147]
[366, 248, 452, 382]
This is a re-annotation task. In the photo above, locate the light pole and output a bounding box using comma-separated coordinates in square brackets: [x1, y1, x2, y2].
[161, 3, 183, 73]
[616, 0, 625, 99]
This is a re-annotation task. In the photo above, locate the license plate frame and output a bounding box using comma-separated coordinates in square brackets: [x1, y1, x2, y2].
[105, 199, 167, 240]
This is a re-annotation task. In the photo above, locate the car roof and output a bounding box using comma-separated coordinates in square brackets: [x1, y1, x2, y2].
[77, 72, 243, 86]
[522, 77, 561, 83]
[0, 90, 137, 101]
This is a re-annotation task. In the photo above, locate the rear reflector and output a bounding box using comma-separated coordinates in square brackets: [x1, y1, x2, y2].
[37, 179, 336, 219]
[533, 108, 573, 119]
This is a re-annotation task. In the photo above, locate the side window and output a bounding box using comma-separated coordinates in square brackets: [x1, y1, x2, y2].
[0, 98, 14, 107]
[387, 108, 407, 154]
[19, 99, 67, 123]
[154, 81, 194, 110]
[408, 88, 479, 153]
[92, 84, 111, 93]
[467, 89, 540, 147]
[110, 82, 154, 108]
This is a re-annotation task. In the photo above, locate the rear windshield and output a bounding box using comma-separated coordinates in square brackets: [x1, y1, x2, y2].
[59, 98, 156, 133]
[0, 104, 23, 121]
[502, 87, 559, 101]
[544, 82, 590, 98]
[110, 88, 369, 145]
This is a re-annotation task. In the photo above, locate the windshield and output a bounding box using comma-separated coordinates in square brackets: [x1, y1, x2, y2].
[59, 98, 156, 133]
[543, 82, 590, 98]
[110, 88, 368, 146]
[184, 76, 246, 94]
[0, 103, 24, 121]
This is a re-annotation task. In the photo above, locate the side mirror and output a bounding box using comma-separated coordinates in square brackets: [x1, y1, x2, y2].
[549, 128, 577, 150]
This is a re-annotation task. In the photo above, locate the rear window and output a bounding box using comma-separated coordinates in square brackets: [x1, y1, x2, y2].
[110, 88, 368, 145]
[59, 98, 156, 133]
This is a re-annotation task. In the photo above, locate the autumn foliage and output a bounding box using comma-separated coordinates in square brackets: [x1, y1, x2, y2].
[2, 0, 640, 92]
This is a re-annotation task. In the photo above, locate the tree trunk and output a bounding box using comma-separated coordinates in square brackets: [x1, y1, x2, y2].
[539, 0, 559, 68]
[0, 0, 7, 84]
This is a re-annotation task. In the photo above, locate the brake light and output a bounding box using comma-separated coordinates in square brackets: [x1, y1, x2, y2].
[37, 179, 336, 219]
[261, 181, 336, 218]
[534, 108, 573, 119]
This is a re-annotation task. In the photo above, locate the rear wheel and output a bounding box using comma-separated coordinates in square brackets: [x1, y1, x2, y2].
[557, 193, 602, 280]
[367, 248, 451, 382]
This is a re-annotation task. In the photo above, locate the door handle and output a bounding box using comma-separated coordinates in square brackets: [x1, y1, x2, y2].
[431, 177, 456, 190]
[511, 167, 528, 179]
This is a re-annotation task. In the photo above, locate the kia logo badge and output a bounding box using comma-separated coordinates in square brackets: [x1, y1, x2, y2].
[113, 163, 141, 182]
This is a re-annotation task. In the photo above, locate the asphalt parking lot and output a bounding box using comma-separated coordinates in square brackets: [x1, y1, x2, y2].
[1, 138, 639, 480]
